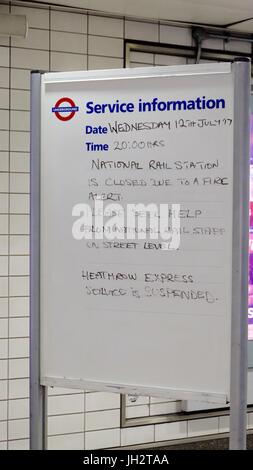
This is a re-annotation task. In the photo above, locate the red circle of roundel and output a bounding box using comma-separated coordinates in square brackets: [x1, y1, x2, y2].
[54, 97, 76, 121]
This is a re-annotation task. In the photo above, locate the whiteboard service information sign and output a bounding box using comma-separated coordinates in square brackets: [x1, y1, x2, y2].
[40, 64, 234, 403]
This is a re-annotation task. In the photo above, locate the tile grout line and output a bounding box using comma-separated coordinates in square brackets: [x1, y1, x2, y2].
[87, 11, 89, 70]
[49, 5, 51, 73]
[83, 391, 86, 449]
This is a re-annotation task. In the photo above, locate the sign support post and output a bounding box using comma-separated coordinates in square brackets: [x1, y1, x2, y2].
[229, 57, 251, 450]
[30, 71, 47, 450]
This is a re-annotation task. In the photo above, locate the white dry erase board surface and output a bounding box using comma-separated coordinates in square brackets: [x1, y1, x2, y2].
[40, 63, 234, 403]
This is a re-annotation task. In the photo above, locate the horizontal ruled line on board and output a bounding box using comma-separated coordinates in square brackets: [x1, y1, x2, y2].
[79, 262, 224, 268]
[85, 308, 226, 317]
[79, 282, 227, 286]
[171, 249, 224, 252]
[35, 248, 228, 254]
[79, 199, 227, 205]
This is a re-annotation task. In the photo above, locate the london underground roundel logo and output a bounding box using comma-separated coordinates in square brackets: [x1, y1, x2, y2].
[52, 97, 79, 121]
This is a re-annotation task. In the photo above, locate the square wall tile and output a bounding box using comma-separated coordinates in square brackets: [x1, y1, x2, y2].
[202, 38, 224, 50]
[85, 428, 120, 450]
[219, 415, 229, 433]
[11, 69, 30, 90]
[11, 48, 49, 70]
[126, 405, 150, 418]
[121, 425, 154, 446]
[0, 89, 9, 109]
[0, 173, 9, 193]
[0, 298, 8, 317]
[0, 215, 8, 234]
[50, 52, 87, 72]
[0, 68, 9, 88]
[188, 417, 219, 437]
[9, 297, 29, 317]
[130, 51, 154, 64]
[10, 194, 29, 214]
[9, 358, 29, 379]
[88, 56, 123, 70]
[8, 418, 29, 439]
[154, 54, 187, 66]
[0, 131, 9, 151]
[8, 378, 29, 399]
[51, 10, 87, 34]
[89, 15, 123, 38]
[11, 90, 30, 111]
[8, 439, 29, 450]
[224, 40, 251, 53]
[0, 339, 8, 359]
[0, 400, 7, 420]
[0, 276, 8, 297]
[10, 214, 29, 234]
[10, 132, 30, 153]
[48, 394, 84, 415]
[0, 319, 8, 338]
[85, 409, 120, 431]
[248, 412, 253, 429]
[0, 194, 8, 213]
[51, 31, 87, 54]
[11, 29, 49, 50]
[0, 46, 9, 67]
[10, 111, 30, 132]
[0, 256, 8, 276]
[0, 421, 7, 441]
[48, 433, 84, 450]
[10, 153, 30, 173]
[125, 20, 158, 42]
[9, 317, 29, 338]
[150, 401, 181, 415]
[8, 398, 29, 419]
[0, 380, 7, 399]
[0, 236, 8, 256]
[9, 276, 29, 296]
[160, 24, 192, 46]
[9, 255, 29, 276]
[155, 421, 187, 442]
[126, 395, 149, 406]
[88, 35, 123, 58]
[9, 338, 29, 358]
[10, 235, 29, 255]
[0, 152, 9, 172]
[0, 109, 9, 130]
[48, 413, 84, 435]
[0, 358, 8, 379]
[11, 5, 49, 29]
[85, 392, 120, 411]
[0, 37, 9, 47]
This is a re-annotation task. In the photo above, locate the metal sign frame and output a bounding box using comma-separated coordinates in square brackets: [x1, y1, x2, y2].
[29, 58, 250, 450]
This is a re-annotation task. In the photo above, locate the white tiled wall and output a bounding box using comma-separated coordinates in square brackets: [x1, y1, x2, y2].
[0, 0, 252, 450]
